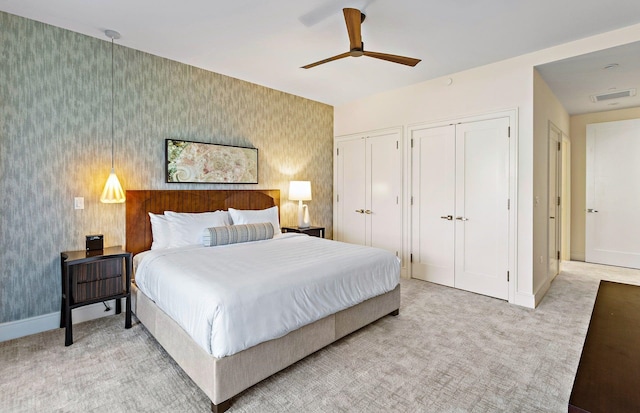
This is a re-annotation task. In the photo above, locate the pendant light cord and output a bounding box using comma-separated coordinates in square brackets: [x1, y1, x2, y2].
[110, 37, 115, 170]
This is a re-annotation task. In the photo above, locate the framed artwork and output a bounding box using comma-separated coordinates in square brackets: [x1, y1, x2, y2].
[166, 139, 258, 184]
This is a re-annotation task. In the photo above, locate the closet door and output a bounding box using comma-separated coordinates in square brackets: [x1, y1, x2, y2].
[454, 118, 510, 300]
[411, 125, 456, 286]
[367, 133, 402, 255]
[335, 137, 366, 245]
[411, 117, 510, 300]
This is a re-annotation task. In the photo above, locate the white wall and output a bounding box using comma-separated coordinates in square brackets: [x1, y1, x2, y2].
[532, 70, 570, 300]
[335, 22, 640, 307]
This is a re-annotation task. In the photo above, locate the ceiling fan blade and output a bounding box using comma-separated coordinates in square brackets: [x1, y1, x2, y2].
[301, 52, 351, 69]
[363, 51, 421, 67]
[343, 8, 363, 51]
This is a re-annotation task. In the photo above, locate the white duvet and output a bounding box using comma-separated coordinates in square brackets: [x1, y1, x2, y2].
[134, 233, 400, 358]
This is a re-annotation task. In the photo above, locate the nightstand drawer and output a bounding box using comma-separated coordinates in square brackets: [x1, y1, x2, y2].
[71, 258, 122, 283]
[74, 276, 122, 303]
[69, 258, 123, 303]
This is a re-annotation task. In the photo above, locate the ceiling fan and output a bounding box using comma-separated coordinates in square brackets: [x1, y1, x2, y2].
[302, 8, 421, 69]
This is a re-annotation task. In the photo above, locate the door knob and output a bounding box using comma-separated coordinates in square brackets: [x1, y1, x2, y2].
[455, 217, 469, 221]
[440, 215, 453, 220]
[355, 209, 364, 214]
[364, 210, 372, 214]
[586, 209, 598, 213]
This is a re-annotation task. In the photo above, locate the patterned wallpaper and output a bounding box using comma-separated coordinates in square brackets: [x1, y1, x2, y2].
[0, 12, 334, 323]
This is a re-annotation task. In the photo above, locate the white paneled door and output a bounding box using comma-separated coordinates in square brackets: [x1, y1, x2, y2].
[453, 118, 510, 299]
[411, 117, 510, 300]
[366, 134, 402, 253]
[586, 119, 640, 269]
[335, 137, 366, 245]
[548, 123, 562, 280]
[335, 129, 402, 258]
[411, 125, 456, 286]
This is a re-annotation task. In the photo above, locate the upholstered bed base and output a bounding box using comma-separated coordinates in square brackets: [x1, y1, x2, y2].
[132, 283, 400, 412]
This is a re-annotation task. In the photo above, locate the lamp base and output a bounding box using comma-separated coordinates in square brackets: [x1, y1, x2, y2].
[298, 203, 310, 228]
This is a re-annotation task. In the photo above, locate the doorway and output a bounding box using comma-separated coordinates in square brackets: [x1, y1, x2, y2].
[548, 122, 562, 279]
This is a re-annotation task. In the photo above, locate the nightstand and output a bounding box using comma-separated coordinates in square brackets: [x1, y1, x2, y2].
[60, 246, 132, 346]
[281, 226, 325, 238]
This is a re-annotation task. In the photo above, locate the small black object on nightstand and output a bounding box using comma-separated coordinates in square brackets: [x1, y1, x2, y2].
[60, 246, 132, 346]
[281, 226, 325, 238]
[85, 234, 104, 253]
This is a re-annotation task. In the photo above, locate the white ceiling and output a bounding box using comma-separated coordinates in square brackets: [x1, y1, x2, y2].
[536, 41, 640, 115]
[3, 0, 640, 106]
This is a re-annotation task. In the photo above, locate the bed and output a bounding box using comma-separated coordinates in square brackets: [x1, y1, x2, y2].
[125, 189, 401, 412]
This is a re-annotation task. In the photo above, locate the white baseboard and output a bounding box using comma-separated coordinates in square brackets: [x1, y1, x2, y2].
[570, 251, 585, 262]
[513, 291, 536, 308]
[533, 279, 552, 307]
[0, 298, 123, 343]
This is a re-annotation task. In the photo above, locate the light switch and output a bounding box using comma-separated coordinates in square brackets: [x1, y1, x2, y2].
[74, 197, 84, 210]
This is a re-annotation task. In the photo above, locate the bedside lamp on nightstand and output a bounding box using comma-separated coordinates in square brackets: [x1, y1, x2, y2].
[289, 180, 312, 228]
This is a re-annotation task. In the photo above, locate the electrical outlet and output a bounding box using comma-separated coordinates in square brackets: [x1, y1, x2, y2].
[74, 197, 84, 210]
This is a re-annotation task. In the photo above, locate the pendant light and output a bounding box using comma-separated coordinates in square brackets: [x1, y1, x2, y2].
[100, 29, 126, 203]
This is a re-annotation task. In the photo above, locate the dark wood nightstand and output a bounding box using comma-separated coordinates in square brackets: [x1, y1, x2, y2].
[60, 246, 132, 346]
[281, 226, 325, 238]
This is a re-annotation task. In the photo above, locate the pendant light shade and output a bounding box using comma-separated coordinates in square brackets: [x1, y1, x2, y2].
[101, 29, 125, 204]
[100, 168, 126, 203]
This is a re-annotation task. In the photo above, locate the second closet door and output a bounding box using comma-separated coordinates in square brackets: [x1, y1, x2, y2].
[411, 125, 456, 286]
[411, 117, 510, 300]
[454, 118, 510, 300]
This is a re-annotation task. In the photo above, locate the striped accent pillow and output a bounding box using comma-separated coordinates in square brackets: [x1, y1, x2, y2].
[202, 222, 275, 247]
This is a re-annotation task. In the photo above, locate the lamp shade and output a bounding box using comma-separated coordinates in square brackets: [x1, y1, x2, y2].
[100, 168, 126, 203]
[289, 181, 312, 201]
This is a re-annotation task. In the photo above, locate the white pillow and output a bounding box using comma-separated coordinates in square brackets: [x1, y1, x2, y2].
[164, 210, 232, 247]
[202, 222, 274, 247]
[228, 206, 281, 235]
[148, 212, 172, 250]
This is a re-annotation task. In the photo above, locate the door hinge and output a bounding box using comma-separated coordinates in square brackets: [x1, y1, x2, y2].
[507, 271, 510, 282]
[557, 196, 561, 206]
[336, 148, 339, 156]
[557, 141, 561, 151]
[396, 196, 399, 205]
[507, 199, 510, 210]
[410, 253, 413, 263]
[411, 196, 414, 206]
[396, 140, 399, 150]
[508, 126, 511, 138]
[411, 138, 414, 148]
[337, 194, 339, 202]
[557, 251, 560, 260]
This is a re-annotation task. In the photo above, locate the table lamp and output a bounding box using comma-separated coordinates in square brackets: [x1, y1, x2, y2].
[289, 181, 312, 228]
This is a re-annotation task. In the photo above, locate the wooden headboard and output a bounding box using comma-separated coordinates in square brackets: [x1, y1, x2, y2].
[125, 189, 280, 255]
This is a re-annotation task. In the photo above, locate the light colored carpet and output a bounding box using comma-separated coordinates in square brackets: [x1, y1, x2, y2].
[1, 261, 639, 412]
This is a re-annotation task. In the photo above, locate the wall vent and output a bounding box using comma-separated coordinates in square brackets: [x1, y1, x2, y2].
[590, 88, 636, 103]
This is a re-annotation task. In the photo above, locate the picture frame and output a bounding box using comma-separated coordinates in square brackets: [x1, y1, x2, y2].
[166, 139, 258, 184]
